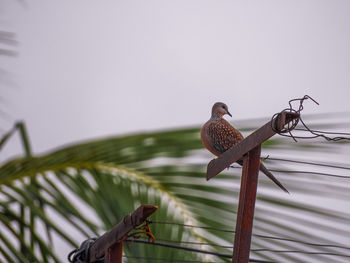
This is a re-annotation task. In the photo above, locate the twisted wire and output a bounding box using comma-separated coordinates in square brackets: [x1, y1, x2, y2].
[271, 95, 350, 142]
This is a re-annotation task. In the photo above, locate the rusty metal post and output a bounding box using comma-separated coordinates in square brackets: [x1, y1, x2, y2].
[104, 242, 123, 263]
[232, 145, 261, 263]
[89, 205, 158, 263]
[206, 111, 299, 181]
[205, 111, 300, 263]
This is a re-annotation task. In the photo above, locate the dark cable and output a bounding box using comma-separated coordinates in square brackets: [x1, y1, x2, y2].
[254, 234, 350, 250]
[155, 238, 233, 248]
[271, 95, 350, 142]
[127, 239, 350, 260]
[264, 157, 350, 171]
[251, 249, 350, 258]
[155, 237, 350, 251]
[268, 169, 350, 179]
[149, 221, 350, 250]
[125, 239, 274, 263]
[149, 221, 234, 233]
[148, 219, 240, 234]
[294, 128, 350, 136]
[123, 255, 215, 263]
[228, 165, 350, 179]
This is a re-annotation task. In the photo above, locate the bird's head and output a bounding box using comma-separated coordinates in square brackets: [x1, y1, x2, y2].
[211, 102, 232, 118]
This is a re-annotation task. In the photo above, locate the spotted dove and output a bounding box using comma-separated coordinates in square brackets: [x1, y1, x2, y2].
[201, 102, 289, 193]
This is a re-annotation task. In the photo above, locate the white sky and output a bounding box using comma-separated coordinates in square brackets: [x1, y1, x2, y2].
[1, 2, 350, 261]
[1, 0, 350, 160]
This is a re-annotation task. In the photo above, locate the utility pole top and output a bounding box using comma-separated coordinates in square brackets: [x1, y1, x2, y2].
[204, 108, 300, 263]
[206, 111, 299, 181]
[89, 205, 158, 263]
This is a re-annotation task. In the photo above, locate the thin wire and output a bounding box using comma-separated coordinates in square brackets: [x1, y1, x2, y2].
[155, 238, 233, 248]
[254, 235, 350, 250]
[268, 169, 350, 179]
[228, 165, 350, 179]
[155, 237, 350, 251]
[264, 157, 350, 171]
[149, 221, 234, 233]
[294, 128, 350, 136]
[299, 117, 350, 142]
[149, 221, 350, 250]
[126, 239, 231, 258]
[126, 239, 274, 263]
[123, 255, 216, 263]
[271, 95, 350, 142]
[128, 239, 350, 259]
[251, 249, 350, 258]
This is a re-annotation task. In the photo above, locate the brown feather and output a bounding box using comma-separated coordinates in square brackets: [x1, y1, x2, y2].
[201, 109, 289, 193]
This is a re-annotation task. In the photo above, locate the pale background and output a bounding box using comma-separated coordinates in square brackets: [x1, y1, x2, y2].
[1, 0, 350, 160]
[1, 1, 350, 261]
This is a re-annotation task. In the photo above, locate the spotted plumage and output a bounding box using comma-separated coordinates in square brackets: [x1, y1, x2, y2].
[201, 102, 289, 193]
[207, 119, 243, 155]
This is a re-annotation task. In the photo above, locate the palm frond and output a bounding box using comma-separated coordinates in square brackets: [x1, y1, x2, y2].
[1, 115, 350, 262]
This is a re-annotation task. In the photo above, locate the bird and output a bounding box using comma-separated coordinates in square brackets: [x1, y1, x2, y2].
[200, 102, 289, 193]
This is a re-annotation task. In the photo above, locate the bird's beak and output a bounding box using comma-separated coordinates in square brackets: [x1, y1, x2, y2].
[227, 111, 232, 117]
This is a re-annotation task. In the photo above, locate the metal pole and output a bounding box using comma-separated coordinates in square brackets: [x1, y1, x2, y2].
[206, 111, 299, 181]
[89, 205, 158, 263]
[232, 145, 261, 263]
[105, 242, 123, 263]
[205, 110, 300, 262]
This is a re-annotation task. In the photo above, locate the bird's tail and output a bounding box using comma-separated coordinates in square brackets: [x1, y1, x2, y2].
[259, 162, 289, 194]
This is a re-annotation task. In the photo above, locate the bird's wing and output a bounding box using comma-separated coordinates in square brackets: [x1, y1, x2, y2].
[208, 119, 244, 154]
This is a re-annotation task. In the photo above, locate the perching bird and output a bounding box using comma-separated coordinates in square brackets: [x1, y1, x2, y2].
[201, 102, 289, 193]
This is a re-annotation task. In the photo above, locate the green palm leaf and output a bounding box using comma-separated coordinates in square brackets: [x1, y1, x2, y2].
[1, 116, 350, 263]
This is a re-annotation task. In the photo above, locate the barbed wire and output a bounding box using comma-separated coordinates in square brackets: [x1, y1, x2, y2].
[271, 95, 350, 142]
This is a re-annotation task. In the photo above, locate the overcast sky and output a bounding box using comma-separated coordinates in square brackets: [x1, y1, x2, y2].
[1, 0, 350, 160]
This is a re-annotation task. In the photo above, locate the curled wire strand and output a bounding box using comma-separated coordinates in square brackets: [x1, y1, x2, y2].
[67, 237, 101, 263]
[272, 95, 350, 142]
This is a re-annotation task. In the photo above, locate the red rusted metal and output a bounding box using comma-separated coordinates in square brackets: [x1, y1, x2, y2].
[205, 110, 299, 263]
[206, 111, 299, 180]
[104, 242, 123, 263]
[232, 145, 261, 263]
[89, 205, 158, 263]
